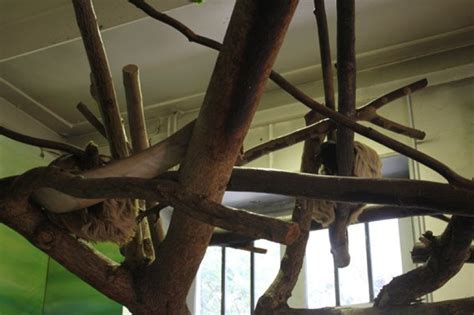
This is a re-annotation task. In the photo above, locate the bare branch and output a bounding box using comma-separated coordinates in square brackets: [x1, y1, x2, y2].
[313, 0, 336, 113]
[72, 0, 129, 159]
[275, 297, 474, 314]
[0, 126, 85, 157]
[375, 215, 474, 306]
[329, 0, 357, 268]
[226, 168, 474, 215]
[412, 242, 474, 264]
[211, 205, 444, 247]
[123, 64, 149, 153]
[240, 79, 427, 165]
[122, 63, 156, 266]
[16, 167, 300, 245]
[76, 102, 107, 139]
[357, 79, 428, 139]
[0, 199, 137, 307]
[256, 112, 325, 312]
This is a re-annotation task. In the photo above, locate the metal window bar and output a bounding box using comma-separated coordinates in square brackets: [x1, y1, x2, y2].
[365, 223, 375, 301]
[221, 247, 226, 315]
[250, 244, 256, 313]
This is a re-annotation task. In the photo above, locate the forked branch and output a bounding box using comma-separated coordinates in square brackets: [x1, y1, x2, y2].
[0, 197, 136, 308]
[11, 167, 300, 245]
[375, 215, 474, 306]
[239, 79, 427, 165]
[0, 126, 85, 157]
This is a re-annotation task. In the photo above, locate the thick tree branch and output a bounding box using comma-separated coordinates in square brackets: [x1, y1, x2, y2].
[0, 199, 137, 308]
[256, 112, 325, 312]
[275, 297, 474, 314]
[122, 64, 155, 266]
[375, 215, 474, 306]
[76, 102, 107, 139]
[15, 167, 299, 245]
[226, 168, 474, 214]
[329, 0, 357, 268]
[72, 0, 129, 159]
[32, 122, 193, 213]
[412, 243, 474, 264]
[137, 2, 299, 311]
[0, 126, 84, 157]
[211, 205, 443, 247]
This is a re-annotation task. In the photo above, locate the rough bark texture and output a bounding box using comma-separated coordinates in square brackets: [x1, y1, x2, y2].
[0, 199, 137, 308]
[132, 1, 299, 313]
[375, 216, 474, 306]
[211, 206, 443, 247]
[276, 297, 474, 315]
[123, 63, 155, 265]
[412, 243, 474, 264]
[330, 0, 356, 268]
[72, 0, 129, 160]
[256, 111, 325, 313]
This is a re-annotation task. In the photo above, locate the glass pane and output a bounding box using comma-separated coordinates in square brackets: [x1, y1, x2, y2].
[339, 223, 370, 305]
[254, 240, 281, 303]
[225, 248, 250, 314]
[197, 247, 222, 315]
[369, 219, 403, 296]
[306, 230, 336, 308]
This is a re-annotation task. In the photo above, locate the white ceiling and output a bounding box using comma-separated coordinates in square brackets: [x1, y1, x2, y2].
[1, 0, 473, 138]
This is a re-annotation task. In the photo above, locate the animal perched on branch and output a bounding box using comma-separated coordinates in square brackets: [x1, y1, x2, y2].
[41, 143, 136, 245]
[311, 141, 382, 226]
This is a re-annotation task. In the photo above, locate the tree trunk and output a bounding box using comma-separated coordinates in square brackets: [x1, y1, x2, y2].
[131, 1, 299, 313]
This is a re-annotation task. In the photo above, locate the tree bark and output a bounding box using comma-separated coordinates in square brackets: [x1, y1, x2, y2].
[133, 1, 299, 313]
[276, 297, 474, 314]
[256, 111, 326, 312]
[375, 216, 474, 306]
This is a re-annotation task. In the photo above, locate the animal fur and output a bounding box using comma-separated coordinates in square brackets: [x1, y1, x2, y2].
[311, 141, 382, 226]
[47, 199, 136, 244]
[45, 145, 136, 244]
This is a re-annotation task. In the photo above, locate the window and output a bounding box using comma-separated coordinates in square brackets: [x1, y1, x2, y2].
[194, 154, 408, 313]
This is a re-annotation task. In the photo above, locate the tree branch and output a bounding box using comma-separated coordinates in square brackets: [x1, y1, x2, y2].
[240, 79, 426, 165]
[10, 167, 300, 245]
[72, 0, 129, 159]
[313, 0, 336, 141]
[226, 168, 474, 214]
[0, 126, 84, 157]
[329, 0, 357, 268]
[375, 215, 474, 306]
[122, 64, 155, 266]
[275, 297, 474, 314]
[211, 205, 443, 247]
[0, 198, 137, 308]
[256, 112, 325, 312]
[412, 243, 474, 264]
[76, 102, 107, 139]
[356, 79, 427, 139]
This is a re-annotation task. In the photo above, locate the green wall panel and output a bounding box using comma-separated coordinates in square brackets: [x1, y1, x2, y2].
[43, 243, 123, 315]
[1, 138, 123, 314]
[0, 138, 51, 315]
